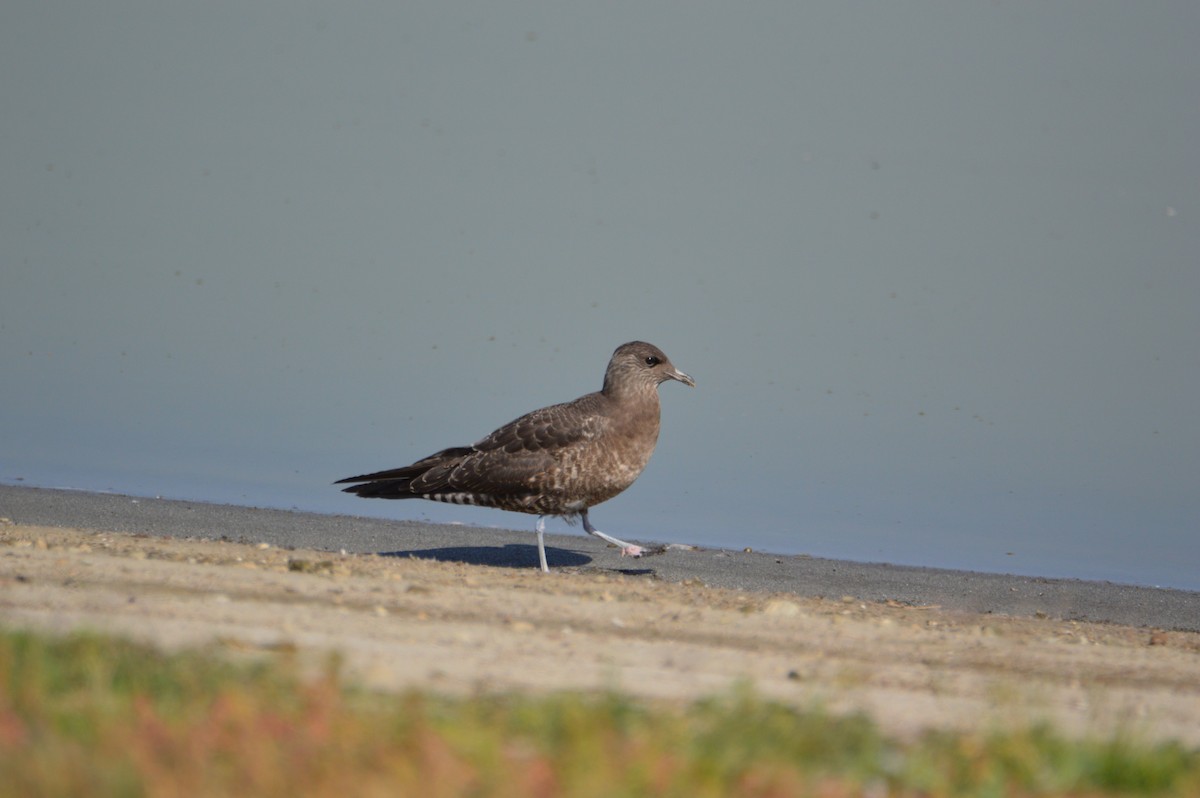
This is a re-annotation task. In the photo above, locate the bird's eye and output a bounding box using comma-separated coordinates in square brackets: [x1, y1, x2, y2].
[645, 355, 661, 366]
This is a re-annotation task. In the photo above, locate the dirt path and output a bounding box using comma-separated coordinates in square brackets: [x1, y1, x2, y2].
[3, 521, 1199, 745]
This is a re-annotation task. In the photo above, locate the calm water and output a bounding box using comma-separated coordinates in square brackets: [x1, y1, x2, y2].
[3, 3, 1198, 590]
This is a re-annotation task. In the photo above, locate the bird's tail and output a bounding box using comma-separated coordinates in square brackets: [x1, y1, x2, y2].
[335, 446, 474, 500]
[338, 478, 419, 499]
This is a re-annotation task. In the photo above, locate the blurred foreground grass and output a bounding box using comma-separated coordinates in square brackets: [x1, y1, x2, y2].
[1, 629, 1196, 797]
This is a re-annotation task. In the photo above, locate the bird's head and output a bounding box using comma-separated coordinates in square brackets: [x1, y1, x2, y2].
[602, 341, 695, 396]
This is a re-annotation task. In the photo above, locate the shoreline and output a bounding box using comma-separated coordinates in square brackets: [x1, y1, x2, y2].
[2, 484, 1197, 632]
[4, 483, 1200, 745]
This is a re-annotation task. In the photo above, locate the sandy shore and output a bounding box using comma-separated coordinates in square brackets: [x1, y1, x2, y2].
[2, 485, 1199, 744]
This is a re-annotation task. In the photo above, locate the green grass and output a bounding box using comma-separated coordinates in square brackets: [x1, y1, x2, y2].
[1, 629, 1196, 797]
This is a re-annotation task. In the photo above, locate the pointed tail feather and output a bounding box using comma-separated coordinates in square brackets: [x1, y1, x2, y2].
[336, 445, 476, 500]
[335, 446, 475, 485]
[340, 478, 421, 499]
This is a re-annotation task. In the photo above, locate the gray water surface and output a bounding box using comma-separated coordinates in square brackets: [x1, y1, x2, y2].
[3, 3, 1198, 590]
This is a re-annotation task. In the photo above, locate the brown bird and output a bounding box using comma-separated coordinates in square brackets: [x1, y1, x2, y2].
[336, 341, 695, 572]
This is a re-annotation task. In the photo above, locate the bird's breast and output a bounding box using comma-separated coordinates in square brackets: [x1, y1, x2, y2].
[545, 410, 659, 507]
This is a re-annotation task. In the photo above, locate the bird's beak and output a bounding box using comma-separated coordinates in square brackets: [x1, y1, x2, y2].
[668, 367, 696, 387]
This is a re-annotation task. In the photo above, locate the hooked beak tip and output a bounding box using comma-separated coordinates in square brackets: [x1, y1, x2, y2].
[673, 370, 696, 388]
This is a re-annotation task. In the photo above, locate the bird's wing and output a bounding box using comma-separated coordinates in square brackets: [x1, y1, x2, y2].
[472, 394, 609, 455]
[418, 396, 611, 495]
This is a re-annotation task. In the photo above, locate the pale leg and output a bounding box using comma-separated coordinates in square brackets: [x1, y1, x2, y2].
[581, 510, 645, 558]
[535, 516, 550, 573]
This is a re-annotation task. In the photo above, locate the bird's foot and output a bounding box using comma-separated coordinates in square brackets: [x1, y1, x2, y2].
[581, 512, 665, 560]
[620, 543, 667, 558]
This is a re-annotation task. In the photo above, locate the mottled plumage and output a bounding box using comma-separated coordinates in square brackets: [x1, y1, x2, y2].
[337, 341, 694, 571]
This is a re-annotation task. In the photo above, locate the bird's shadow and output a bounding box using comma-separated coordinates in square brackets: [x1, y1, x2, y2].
[379, 543, 657, 576]
[380, 543, 590, 570]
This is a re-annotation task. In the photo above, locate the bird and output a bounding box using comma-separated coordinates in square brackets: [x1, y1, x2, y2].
[336, 341, 695, 572]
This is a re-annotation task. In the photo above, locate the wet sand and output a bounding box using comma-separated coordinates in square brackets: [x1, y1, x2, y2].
[3, 485, 1197, 630]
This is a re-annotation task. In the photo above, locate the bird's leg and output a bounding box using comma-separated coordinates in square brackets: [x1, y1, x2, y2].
[535, 516, 550, 573]
[581, 510, 645, 558]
